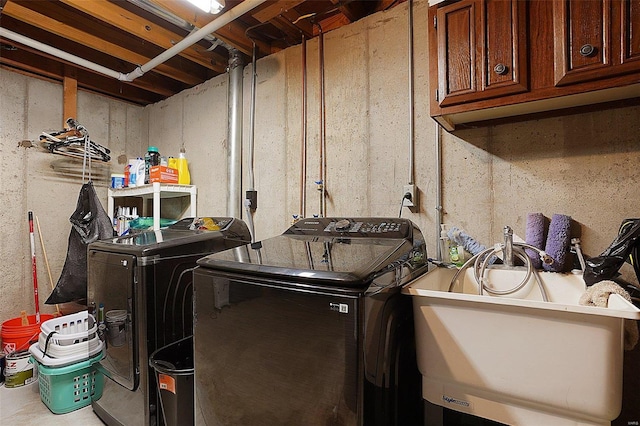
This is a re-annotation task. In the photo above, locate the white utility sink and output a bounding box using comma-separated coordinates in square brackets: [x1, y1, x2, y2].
[403, 266, 640, 426]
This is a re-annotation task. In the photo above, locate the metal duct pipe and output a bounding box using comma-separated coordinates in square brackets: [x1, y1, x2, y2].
[228, 49, 243, 219]
[0, 0, 268, 82]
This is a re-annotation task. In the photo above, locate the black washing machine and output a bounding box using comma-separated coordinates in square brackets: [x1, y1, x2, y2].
[193, 217, 429, 426]
[87, 217, 251, 426]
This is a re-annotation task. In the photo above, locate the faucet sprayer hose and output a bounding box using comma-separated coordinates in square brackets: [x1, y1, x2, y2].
[448, 242, 551, 302]
[475, 246, 532, 296]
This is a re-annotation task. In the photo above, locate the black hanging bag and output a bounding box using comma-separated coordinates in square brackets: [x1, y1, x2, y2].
[46, 181, 114, 304]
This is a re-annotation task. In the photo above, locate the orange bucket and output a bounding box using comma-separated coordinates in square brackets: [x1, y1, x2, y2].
[1, 314, 54, 354]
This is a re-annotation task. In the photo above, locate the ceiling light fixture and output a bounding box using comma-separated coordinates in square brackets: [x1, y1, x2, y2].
[184, 0, 225, 14]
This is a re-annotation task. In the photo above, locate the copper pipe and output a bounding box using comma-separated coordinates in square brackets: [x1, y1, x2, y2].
[300, 35, 308, 218]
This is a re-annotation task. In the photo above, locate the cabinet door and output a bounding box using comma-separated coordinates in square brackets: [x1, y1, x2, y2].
[553, 0, 612, 85]
[621, 0, 640, 70]
[436, 0, 528, 107]
[553, 0, 640, 85]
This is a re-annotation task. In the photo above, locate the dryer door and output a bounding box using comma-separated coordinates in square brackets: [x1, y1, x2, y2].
[88, 250, 138, 390]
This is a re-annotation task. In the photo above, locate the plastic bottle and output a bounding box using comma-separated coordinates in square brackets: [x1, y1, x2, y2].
[133, 157, 145, 187]
[440, 224, 451, 263]
[144, 146, 160, 184]
[176, 150, 190, 185]
[168, 156, 178, 170]
[124, 165, 130, 187]
[449, 239, 465, 267]
[98, 303, 105, 325]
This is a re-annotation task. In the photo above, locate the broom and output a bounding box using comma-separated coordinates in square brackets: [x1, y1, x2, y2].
[36, 215, 61, 316]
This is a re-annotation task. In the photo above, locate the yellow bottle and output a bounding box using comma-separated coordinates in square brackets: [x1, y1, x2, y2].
[176, 152, 190, 185]
[167, 156, 178, 170]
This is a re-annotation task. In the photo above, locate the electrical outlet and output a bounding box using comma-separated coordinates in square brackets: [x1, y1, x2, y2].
[402, 184, 418, 209]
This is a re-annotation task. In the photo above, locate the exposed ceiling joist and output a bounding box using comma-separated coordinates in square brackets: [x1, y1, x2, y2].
[59, 0, 227, 72]
[0, 0, 405, 105]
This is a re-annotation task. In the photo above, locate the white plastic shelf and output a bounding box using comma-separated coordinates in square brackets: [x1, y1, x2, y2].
[108, 182, 197, 231]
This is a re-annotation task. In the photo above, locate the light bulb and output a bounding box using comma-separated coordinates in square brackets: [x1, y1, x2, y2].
[185, 0, 225, 14]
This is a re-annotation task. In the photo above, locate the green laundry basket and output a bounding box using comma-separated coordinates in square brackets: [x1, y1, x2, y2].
[33, 351, 105, 414]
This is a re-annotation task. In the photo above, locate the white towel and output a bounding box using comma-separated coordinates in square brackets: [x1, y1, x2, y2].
[579, 280, 639, 350]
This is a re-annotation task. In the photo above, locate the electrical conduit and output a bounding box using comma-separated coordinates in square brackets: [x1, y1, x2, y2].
[244, 40, 258, 243]
[407, 0, 415, 188]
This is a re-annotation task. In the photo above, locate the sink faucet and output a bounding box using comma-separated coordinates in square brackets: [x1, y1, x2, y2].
[503, 226, 514, 267]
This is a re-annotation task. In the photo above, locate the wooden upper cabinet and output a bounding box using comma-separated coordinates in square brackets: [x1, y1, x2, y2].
[429, 0, 640, 131]
[435, 0, 528, 107]
[554, 0, 640, 86]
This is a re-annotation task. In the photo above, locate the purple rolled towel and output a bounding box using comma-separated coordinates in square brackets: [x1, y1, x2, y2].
[525, 213, 546, 269]
[543, 214, 572, 272]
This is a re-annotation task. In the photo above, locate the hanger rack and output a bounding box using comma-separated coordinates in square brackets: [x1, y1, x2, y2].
[40, 119, 111, 163]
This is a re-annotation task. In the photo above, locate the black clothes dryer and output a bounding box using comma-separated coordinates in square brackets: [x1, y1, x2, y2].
[87, 217, 251, 426]
[193, 217, 429, 426]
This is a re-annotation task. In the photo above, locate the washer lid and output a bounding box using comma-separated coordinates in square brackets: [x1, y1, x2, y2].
[89, 217, 251, 256]
[197, 217, 425, 286]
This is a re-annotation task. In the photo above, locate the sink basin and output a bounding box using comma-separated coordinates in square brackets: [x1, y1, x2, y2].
[403, 266, 640, 426]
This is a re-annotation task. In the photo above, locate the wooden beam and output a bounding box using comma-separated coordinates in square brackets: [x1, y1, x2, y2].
[150, 0, 270, 56]
[252, 1, 314, 42]
[1, 17, 184, 98]
[252, 1, 305, 22]
[315, 13, 351, 35]
[0, 39, 171, 104]
[59, 0, 226, 72]
[63, 66, 77, 126]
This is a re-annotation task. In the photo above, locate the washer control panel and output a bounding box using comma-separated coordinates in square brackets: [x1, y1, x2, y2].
[285, 217, 409, 238]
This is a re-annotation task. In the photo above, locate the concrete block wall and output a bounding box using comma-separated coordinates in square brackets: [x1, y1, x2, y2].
[148, 0, 640, 279]
[0, 70, 144, 323]
[2, 0, 639, 325]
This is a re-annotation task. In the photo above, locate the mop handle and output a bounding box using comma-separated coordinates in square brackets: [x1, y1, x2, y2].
[28, 211, 40, 324]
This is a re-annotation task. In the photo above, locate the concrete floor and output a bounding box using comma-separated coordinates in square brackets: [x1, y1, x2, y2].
[0, 382, 104, 425]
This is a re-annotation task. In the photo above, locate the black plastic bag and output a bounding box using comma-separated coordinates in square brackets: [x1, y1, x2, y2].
[584, 219, 640, 286]
[45, 182, 114, 304]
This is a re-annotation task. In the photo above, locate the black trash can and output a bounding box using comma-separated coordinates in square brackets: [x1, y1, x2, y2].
[149, 336, 194, 426]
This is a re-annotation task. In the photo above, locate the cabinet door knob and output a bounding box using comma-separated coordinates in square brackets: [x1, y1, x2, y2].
[579, 44, 595, 57]
[493, 63, 508, 75]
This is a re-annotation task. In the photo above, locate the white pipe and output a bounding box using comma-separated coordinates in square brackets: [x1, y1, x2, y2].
[0, 0, 268, 82]
[124, 0, 268, 81]
[0, 27, 124, 79]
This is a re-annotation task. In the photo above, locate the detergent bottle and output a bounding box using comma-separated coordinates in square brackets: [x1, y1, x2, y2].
[167, 156, 178, 170]
[176, 150, 190, 185]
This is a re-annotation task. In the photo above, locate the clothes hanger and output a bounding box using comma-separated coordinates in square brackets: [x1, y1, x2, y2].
[39, 118, 111, 163]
